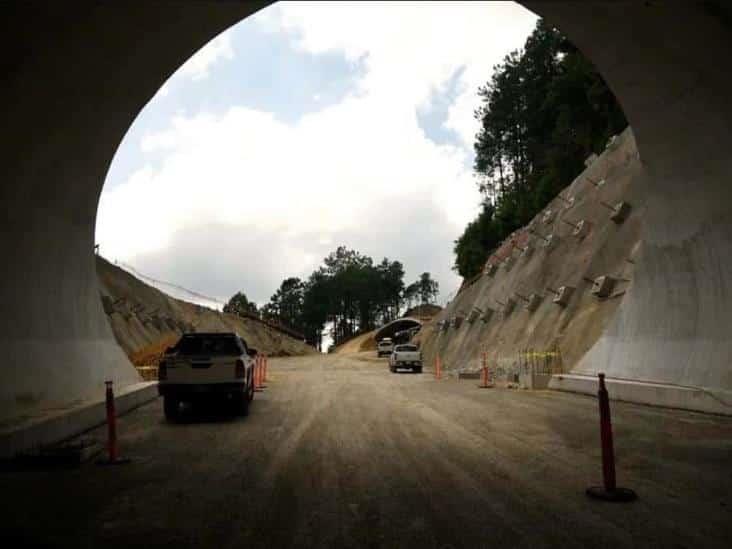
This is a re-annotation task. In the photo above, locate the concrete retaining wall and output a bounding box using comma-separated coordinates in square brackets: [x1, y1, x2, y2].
[549, 374, 732, 416]
[0, 382, 158, 460]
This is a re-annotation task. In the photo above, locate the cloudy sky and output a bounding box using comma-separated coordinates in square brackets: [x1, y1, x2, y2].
[96, 1, 537, 309]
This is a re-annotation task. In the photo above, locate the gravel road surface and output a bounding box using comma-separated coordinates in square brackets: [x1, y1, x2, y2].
[3, 353, 731, 548]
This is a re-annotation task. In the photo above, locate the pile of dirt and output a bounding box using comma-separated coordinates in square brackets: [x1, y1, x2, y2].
[96, 257, 316, 363]
[403, 304, 442, 320]
[332, 330, 377, 355]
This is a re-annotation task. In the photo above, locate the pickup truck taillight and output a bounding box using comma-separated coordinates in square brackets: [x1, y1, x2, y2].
[158, 361, 167, 381]
[235, 359, 246, 379]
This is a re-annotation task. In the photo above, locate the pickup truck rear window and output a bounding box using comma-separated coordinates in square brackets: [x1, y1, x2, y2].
[395, 345, 418, 352]
[176, 335, 242, 356]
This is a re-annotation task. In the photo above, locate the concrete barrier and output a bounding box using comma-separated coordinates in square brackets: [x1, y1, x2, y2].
[549, 374, 732, 416]
[0, 382, 158, 459]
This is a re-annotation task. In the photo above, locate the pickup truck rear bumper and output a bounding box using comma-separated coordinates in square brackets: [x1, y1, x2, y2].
[158, 382, 245, 397]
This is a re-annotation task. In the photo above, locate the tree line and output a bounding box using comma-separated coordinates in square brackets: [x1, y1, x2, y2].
[224, 246, 438, 350]
[453, 19, 628, 279]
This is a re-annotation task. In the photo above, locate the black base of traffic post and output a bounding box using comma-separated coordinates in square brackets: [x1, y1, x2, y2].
[96, 456, 132, 466]
[586, 486, 637, 502]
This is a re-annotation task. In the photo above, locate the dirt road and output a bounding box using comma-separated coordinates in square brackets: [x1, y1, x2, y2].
[3, 353, 732, 548]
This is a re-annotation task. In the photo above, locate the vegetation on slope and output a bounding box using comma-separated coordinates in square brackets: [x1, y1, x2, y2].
[454, 19, 627, 279]
[225, 246, 439, 350]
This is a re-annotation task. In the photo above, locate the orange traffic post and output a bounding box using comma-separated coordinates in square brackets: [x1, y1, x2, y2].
[254, 356, 263, 392]
[260, 354, 267, 388]
[259, 356, 265, 389]
[478, 352, 493, 388]
[586, 373, 636, 502]
[96, 381, 130, 465]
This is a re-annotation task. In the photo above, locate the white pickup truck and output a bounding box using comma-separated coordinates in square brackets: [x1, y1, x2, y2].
[389, 343, 422, 373]
[158, 332, 255, 421]
[376, 338, 394, 357]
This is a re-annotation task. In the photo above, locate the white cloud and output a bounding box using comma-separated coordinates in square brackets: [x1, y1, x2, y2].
[97, 2, 537, 303]
[270, 1, 536, 147]
[177, 33, 234, 81]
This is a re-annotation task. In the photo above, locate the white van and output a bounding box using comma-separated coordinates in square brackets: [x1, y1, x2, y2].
[376, 338, 394, 357]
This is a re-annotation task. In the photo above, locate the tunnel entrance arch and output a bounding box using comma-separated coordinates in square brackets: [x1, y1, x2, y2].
[2, 2, 732, 423]
[374, 318, 423, 345]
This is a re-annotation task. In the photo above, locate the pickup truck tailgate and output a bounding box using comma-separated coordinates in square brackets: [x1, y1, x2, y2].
[166, 355, 239, 384]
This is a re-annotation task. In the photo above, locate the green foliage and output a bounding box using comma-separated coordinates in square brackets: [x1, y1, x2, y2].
[454, 19, 627, 279]
[223, 291, 258, 317]
[404, 272, 439, 308]
[266, 277, 305, 331]
[453, 203, 500, 279]
[260, 246, 437, 349]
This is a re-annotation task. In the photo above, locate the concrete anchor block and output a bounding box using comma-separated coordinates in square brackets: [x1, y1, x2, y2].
[502, 297, 516, 317]
[584, 153, 598, 167]
[553, 285, 575, 306]
[591, 276, 616, 298]
[526, 293, 542, 312]
[484, 263, 498, 277]
[503, 256, 515, 272]
[610, 201, 632, 224]
[542, 209, 555, 224]
[543, 234, 559, 252]
[572, 219, 591, 239]
[101, 295, 115, 315]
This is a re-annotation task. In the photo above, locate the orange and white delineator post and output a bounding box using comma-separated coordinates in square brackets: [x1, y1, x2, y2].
[478, 352, 493, 388]
[586, 373, 637, 502]
[254, 355, 264, 392]
[97, 380, 130, 465]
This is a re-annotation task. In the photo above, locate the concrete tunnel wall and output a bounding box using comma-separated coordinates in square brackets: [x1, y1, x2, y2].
[0, 1, 268, 421]
[526, 2, 732, 398]
[0, 1, 731, 421]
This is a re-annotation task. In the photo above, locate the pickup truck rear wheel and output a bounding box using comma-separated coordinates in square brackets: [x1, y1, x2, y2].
[164, 396, 180, 422]
[231, 391, 250, 416]
[414, 366, 422, 374]
[246, 374, 255, 403]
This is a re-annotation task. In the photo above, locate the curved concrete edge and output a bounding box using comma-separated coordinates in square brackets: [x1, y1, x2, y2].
[549, 374, 732, 416]
[0, 381, 158, 460]
[374, 318, 423, 342]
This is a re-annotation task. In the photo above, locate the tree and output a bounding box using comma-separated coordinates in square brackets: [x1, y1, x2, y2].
[417, 272, 439, 305]
[267, 246, 408, 349]
[267, 277, 305, 332]
[223, 291, 258, 317]
[403, 282, 419, 310]
[454, 19, 627, 279]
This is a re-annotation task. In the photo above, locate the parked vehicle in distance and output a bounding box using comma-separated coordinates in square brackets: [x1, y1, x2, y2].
[389, 343, 422, 373]
[158, 332, 255, 421]
[377, 338, 394, 357]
